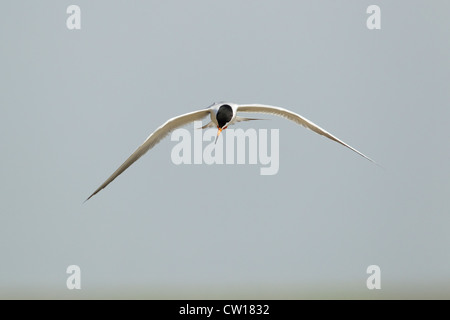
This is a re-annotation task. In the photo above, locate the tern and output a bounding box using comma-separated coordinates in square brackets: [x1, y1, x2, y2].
[86, 102, 374, 201]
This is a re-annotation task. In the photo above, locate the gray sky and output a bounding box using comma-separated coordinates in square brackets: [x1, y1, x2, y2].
[1, 1, 449, 299]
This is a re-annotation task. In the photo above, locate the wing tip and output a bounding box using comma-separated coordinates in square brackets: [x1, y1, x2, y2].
[355, 151, 384, 169]
[83, 194, 94, 203]
[84, 188, 101, 203]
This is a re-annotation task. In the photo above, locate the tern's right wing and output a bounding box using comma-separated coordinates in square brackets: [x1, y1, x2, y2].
[86, 108, 211, 201]
[237, 104, 376, 164]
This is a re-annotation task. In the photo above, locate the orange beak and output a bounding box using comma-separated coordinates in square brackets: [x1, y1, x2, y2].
[215, 127, 223, 144]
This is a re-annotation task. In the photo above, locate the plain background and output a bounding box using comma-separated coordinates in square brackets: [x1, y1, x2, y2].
[1, 1, 449, 299]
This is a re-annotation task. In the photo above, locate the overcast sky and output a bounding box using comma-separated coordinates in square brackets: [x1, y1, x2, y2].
[1, 1, 449, 299]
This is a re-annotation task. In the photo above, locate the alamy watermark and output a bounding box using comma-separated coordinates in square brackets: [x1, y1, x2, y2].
[366, 265, 381, 289]
[170, 121, 279, 175]
[366, 5, 381, 30]
[66, 5, 81, 30]
[66, 265, 81, 290]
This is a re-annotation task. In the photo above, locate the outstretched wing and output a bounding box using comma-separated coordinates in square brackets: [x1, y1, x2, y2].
[237, 104, 375, 163]
[86, 109, 211, 201]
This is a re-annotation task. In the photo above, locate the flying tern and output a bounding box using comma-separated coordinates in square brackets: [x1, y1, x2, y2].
[86, 102, 375, 201]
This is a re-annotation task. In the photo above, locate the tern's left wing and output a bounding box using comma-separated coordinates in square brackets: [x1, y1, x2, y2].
[86, 108, 211, 201]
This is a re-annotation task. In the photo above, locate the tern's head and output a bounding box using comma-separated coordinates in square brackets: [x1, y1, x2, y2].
[214, 104, 234, 143]
[216, 104, 233, 128]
